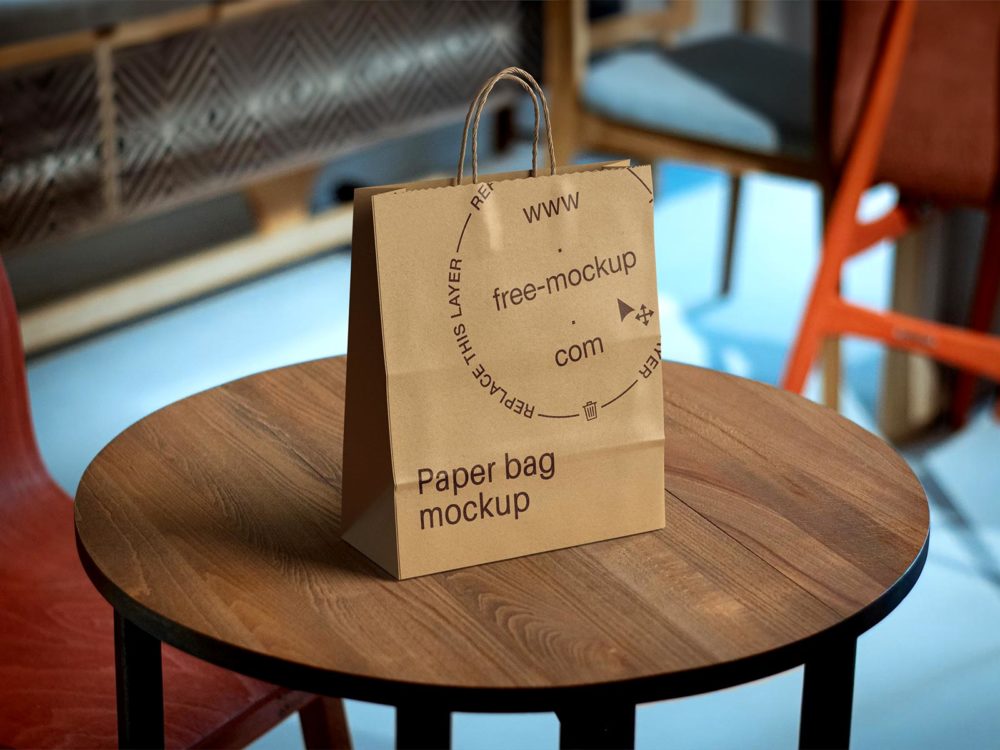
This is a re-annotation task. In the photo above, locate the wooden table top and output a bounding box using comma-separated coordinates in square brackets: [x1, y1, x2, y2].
[75, 357, 929, 711]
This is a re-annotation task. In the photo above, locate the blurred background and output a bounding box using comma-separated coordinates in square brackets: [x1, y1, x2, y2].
[1, 0, 998, 748]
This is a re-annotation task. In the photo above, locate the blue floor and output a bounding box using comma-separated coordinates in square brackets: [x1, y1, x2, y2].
[26, 154, 1000, 749]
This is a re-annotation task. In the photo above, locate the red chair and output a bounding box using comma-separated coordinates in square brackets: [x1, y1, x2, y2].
[0, 260, 351, 748]
[783, 0, 1000, 415]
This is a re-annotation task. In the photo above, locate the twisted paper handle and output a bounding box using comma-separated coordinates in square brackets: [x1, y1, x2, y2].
[456, 66, 557, 185]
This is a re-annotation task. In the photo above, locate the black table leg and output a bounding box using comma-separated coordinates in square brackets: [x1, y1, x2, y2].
[800, 638, 857, 750]
[114, 611, 165, 749]
[395, 704, 451, 749]
[557, 703, 635, 750]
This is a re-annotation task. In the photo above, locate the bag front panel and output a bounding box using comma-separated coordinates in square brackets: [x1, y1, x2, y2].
[372, 165, 664, 577]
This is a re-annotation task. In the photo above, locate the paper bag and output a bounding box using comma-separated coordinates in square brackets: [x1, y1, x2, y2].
[342, 68, 664, 579]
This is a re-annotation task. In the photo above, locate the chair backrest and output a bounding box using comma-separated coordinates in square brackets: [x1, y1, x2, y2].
[586, 0, 696, 53]
[829, 0, 1000, 206]
[0, 260, 45, 486]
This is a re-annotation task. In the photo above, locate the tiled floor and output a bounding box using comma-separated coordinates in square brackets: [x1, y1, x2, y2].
[25, 150, 1000, 748]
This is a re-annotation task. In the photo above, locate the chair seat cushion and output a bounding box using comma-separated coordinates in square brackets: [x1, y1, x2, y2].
[583, 36, 812, 157]
[0, 484, 293, 749]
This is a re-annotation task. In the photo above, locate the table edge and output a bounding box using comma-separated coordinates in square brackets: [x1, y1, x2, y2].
[75, 516, 929, 712]
[74, 355, 931, 709]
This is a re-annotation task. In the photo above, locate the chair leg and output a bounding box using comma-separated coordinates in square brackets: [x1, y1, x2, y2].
[816, 181, 841, 411]
[950, 205, 1000, 428]
[719, 172, 742, 297]
[784, 295, 829, 394]
[300, 697, 352, 750]
[821, 336, 841, 410]
[783, 221, 845, 395]
[784, 177, 850, 398]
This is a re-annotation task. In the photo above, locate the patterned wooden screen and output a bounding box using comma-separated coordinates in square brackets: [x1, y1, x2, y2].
[0, 1, 542, 251]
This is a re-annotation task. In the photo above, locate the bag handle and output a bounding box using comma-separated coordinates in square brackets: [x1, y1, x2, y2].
[458, 73, 540, 185]
[471, 67, 556, 182]
[456, 67, 557, 185]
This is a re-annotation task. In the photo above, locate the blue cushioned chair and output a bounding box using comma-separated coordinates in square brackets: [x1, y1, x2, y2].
[545, 0, 832, 298]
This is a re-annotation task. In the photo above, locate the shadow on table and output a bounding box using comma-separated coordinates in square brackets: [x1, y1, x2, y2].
[144, 485, 399, 584]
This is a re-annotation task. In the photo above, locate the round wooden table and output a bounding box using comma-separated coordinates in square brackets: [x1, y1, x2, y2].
[75, 357, 929, 750]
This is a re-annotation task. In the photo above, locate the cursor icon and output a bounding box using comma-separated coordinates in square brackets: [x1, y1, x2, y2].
[617, 298, 635, 322]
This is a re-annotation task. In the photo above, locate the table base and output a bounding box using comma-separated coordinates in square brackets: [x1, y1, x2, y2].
[112, 618, 861, 750]
[800, 638, 857, 749]
[114, 612, 164, 749]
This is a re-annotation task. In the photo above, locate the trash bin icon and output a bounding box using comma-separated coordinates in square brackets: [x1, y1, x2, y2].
[583, 400, 598, 421]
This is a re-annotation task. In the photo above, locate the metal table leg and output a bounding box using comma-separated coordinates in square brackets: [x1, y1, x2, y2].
[800, 638, 857, 749]
[396, 704, 451, 749]
[557, 703, 635, 750]
[114, 611, 165, 749]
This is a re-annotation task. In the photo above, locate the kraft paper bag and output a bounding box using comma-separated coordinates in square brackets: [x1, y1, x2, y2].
[342, 68, 664, 579]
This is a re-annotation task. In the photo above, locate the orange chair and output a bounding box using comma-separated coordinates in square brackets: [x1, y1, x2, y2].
[0, 259, 351, 748]
[783, 0, 1000, 414]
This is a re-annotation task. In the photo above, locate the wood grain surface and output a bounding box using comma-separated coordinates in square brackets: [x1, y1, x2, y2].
[74, 357, 929, 711]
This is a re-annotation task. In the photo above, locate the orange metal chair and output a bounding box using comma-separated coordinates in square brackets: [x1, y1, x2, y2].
[783, 0, 1000, 414]
[951, 231, 1000, 426]
[0, 259, 351, 748]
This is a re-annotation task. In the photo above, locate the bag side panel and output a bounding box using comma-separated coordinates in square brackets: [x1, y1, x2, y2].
[341, 186, 402, 577]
